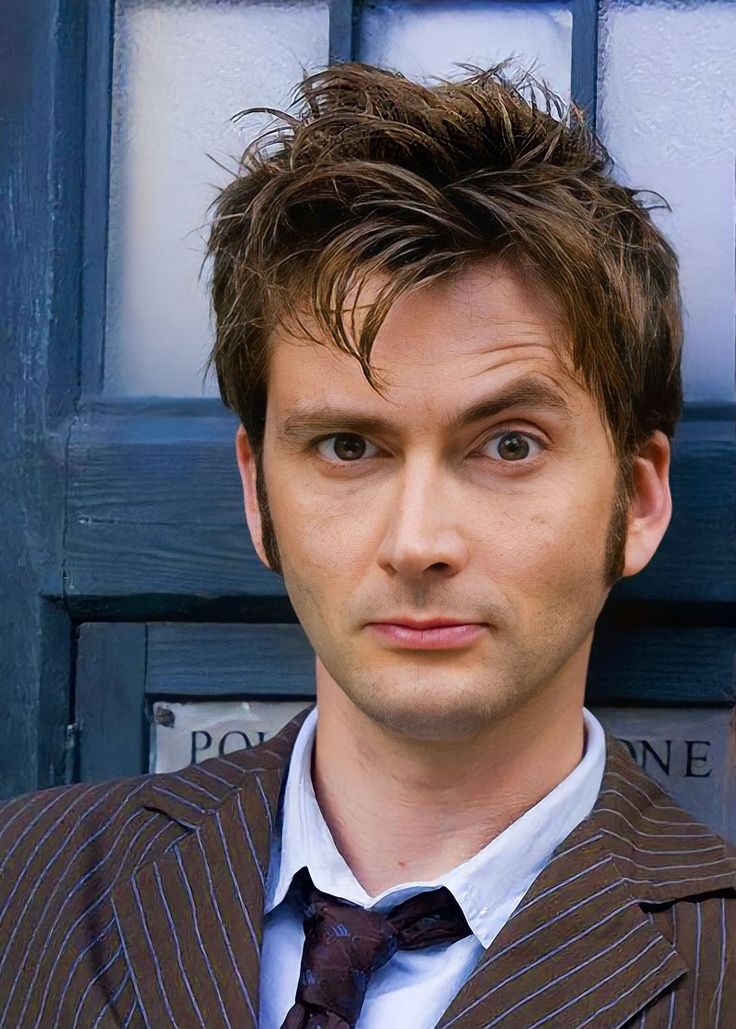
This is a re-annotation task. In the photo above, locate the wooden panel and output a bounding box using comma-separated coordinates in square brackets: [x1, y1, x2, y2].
[65, 400, 280, 606]
[0, 0, 84, 799]
[64, 401, 735, 612]
[587, 625, 735, 704]
[80, 0, 114, 395]
[76, 623, 148, 781]
[146, 623, 316, 697]
[613, 413, 736, 604]
[73, 618, 735, 826]
[571, 0, 598, 127]
[329, 0, 355, 63]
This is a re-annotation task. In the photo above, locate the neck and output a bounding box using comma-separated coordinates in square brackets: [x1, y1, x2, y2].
[310, 672, 587, 896]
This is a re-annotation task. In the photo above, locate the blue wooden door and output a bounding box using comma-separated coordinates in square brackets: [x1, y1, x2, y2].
[2, 0, 734, 834]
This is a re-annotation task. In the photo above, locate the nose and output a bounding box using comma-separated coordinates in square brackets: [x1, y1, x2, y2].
[375, 456, 470, 580]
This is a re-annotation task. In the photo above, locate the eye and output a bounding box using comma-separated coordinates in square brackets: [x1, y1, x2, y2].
[315, 434, 381, 463]
[481, 431, 545, 462]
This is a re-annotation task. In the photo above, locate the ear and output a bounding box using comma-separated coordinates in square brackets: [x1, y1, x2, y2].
[621, 430, 673, 578]
[235, 424, 270, 569]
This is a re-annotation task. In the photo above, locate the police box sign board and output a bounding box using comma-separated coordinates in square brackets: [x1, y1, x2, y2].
[151, 700, 736, 842]
[150, 699, 313, 772]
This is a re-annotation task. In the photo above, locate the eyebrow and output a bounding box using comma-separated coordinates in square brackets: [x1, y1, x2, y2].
[278, 375, 575, 443]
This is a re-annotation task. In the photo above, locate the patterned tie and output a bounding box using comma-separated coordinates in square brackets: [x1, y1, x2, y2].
[281, 867, 473, 1029]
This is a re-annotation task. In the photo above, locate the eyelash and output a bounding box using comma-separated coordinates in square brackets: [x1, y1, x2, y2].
[311, 428, 548, 465]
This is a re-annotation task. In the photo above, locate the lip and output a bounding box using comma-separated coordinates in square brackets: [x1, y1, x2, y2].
[373, 617, 480, 629]
[367, 621, 487, 650]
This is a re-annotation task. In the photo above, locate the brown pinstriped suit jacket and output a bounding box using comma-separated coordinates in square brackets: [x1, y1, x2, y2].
[0, 704, 734, 1028]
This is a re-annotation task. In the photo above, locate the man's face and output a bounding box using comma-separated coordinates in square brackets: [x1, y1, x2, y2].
[238, 263, 665, 741]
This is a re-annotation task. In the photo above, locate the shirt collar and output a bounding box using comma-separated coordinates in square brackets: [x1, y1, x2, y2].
[265, 705, 606, 947]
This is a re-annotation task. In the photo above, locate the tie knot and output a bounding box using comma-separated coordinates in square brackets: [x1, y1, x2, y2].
[281, 869, 472, 1029]
[304, 889, 400, 972]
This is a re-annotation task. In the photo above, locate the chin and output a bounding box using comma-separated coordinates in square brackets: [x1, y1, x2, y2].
[346, 678, 516, 742]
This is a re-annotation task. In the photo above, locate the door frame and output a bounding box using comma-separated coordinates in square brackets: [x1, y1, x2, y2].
[2, 0, 733, 800]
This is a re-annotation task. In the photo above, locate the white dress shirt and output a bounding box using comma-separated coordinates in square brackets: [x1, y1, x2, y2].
[259, 705, 606, 1028]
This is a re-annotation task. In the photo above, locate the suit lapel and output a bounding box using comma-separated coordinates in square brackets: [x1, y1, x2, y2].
[435, 822, 686, 1028]
[112, 706, 312, 1028]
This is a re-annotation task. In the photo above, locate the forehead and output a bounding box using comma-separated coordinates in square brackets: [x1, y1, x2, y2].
[267, 261, 583, 416]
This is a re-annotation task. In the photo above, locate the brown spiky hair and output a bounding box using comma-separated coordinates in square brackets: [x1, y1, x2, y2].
[204, 60, 683, 580]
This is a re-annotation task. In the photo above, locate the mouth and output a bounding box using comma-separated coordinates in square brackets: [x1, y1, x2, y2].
[367, 619, 488, 650]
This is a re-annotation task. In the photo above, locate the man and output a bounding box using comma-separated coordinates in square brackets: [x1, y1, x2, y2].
[0, 62, 733, 1028]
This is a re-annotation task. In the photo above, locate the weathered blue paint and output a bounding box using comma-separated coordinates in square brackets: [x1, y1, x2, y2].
[613, 405, 736, 604]
[587, 625, 735, 705]
[2, 0, 735, 797]
[80, 0, 115, 396]
[75, 623, 148, 781]
[330, 0, 356, 63]
[0, 0, 85, 799]
[571, 0, 598, 127]
[146, 624, 316, 698]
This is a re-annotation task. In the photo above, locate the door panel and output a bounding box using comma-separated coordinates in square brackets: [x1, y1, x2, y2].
[76, 623, 147, 782]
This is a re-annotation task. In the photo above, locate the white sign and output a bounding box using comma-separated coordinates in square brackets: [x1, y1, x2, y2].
[151, 699, 313, 774]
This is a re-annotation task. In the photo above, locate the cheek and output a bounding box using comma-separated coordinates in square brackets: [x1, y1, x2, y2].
[270, 472, 374, 577]
[493, 486, 610, 594]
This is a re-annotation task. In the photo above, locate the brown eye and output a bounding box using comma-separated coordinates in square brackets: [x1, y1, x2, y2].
[498, 433, 530, 461]
[316, 434, 379, 462]
[483, 432, 543, 462]
[334, 435, 366, 460]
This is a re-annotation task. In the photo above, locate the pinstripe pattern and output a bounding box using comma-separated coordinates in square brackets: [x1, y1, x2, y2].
[1, 705, 734, 1028]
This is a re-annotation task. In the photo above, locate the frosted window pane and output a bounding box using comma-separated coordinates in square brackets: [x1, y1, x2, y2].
[105, 0, 329, 397]
[598, 1, 736, 404]
[358, 1, 572, 99]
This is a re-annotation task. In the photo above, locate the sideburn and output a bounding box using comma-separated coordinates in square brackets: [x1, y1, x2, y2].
[254, 447, 283, 576]
[604, 459, 635, 588]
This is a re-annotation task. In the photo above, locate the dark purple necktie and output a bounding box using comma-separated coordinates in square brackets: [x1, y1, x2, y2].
[281, 867, 473, 1029]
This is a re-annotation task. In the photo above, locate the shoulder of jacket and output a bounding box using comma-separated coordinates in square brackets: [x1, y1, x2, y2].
[0, 702, 308, 843]
[0, 773, 156, 843]
[0, 773, 169, 931]
[594, 737, 736, 903]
